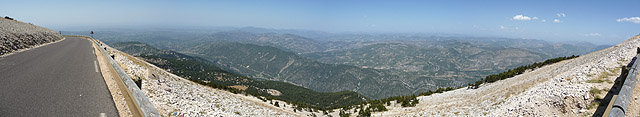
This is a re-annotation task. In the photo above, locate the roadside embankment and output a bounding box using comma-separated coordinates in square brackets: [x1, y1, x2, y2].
[1, 18, 63, 56]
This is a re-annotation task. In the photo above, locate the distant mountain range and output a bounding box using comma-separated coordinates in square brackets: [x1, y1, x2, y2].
[68, 27, 610, 99]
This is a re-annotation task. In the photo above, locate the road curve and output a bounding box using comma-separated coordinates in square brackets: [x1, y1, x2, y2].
[0, 37, 117, 116]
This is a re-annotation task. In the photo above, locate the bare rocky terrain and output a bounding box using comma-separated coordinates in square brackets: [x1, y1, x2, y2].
[0, 18, 63, 56]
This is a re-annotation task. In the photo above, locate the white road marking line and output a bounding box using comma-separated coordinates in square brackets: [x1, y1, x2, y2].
[100, 113, 106, 117]
[94, 61, 99, 72]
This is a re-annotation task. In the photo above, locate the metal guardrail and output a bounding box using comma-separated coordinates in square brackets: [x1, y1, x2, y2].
[606, 51, 640, 117]
[89, 37, 160, 117]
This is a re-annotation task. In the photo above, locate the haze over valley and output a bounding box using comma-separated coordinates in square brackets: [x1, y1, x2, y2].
[62, 28, 609, 99]
[3, 0, 640, 116]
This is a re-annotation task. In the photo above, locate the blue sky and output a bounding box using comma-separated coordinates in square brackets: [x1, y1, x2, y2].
[2, 0, 639, 44]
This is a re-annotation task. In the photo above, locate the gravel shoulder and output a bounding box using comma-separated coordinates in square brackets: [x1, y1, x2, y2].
[88, 36, 132, 117]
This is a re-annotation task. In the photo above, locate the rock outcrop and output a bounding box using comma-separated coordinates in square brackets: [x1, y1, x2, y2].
[1, 18, 63, 56]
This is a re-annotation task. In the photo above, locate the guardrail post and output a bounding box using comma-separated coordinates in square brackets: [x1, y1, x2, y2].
[135, 77, 142, 89]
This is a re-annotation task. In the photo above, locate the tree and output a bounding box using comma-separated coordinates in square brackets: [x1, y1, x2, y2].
[369, 103, 387, 112]
[410, 99, 418, 106]
[357, 107, 371, 117]
[339, 109, 350, 117]
[401, 100, 410, 107]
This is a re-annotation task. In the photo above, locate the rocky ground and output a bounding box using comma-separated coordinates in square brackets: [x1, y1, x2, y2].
[0, 18, 62, 56]
[376, 35, 640, 116]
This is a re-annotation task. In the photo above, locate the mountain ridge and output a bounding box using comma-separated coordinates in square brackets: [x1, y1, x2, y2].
[183, 42, 413, 99]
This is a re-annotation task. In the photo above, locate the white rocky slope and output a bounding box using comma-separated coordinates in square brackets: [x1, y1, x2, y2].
[1, 18, 63, 56]
[377, 35, 640, 116]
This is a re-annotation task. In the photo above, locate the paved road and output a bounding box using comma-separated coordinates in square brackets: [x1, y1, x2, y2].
[0, 37, 117, 116]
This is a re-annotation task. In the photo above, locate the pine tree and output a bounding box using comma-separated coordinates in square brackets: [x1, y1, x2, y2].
[339, 109, 350, 117]
[401, 100, 410, 107]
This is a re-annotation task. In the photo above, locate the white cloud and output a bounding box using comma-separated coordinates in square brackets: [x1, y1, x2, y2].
[512, 14, 533, 21]
[616, 17, 640, 24]
[499, 25, 519, 30]
[541, 19, 546, 22]
[532, 17, 539, 20]
[584, 33, 601, 37]
[553, 19, 561, 23]
[557, 13, 566, 17]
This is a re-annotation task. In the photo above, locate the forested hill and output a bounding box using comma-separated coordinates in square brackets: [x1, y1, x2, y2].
[184, 42, 414, 99]
[111, 42, 367, 110]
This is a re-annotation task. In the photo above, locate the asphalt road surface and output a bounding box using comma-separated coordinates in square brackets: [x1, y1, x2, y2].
[0, 37, 118, 116]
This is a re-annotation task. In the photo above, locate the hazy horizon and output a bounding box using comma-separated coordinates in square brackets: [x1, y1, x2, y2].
[2, 0, 639, 45]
